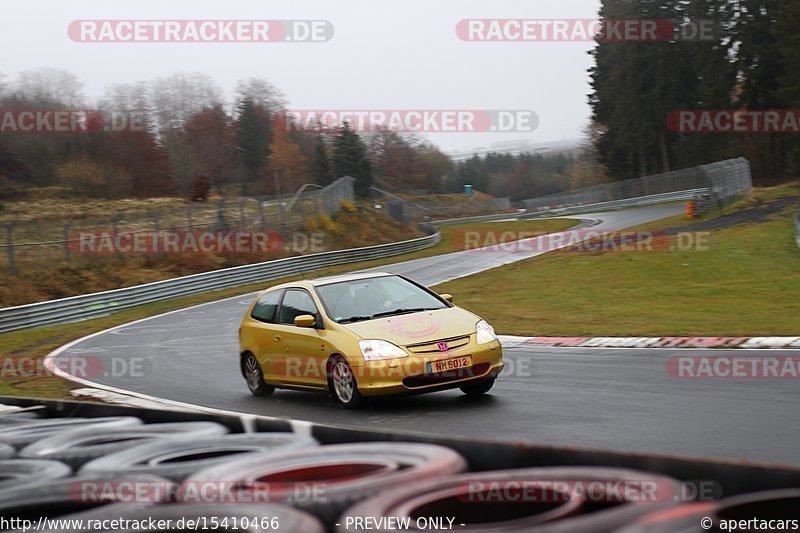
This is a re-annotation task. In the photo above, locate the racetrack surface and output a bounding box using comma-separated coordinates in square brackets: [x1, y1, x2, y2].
[52, 204, 800, 466]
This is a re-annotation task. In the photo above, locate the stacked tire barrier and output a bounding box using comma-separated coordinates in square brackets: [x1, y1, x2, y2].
[0, 397, 798, 532]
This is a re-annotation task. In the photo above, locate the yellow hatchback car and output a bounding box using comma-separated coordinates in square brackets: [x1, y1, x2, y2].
[238, 272, 504, 408]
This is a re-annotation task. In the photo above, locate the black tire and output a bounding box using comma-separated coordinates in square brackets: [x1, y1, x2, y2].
[614, 503, 719, 533]
[0, 417, 142, 449]
[0, 411, 42, 424]
[79, 432, 318, 481]
[459, 378, 495, 396]
[19, 421, 229, 469]
[0, 443, 14, 459]
[618, 489, 800, 533]
[328, 355, 365, 409]
[183, 442, 467, 525]
[57, 503, 325, 533]
[0, 459, 72, 492]
[338, 466, 683, 533]
[243, 352, 275, 396]
[0, 474, 175, 528]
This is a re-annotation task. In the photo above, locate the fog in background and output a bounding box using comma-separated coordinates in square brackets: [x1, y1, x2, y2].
[0, 0, 600, 154]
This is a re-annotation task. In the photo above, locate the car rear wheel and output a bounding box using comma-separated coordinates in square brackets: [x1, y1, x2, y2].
[459, 378, 495, 396]
[243, 352, 274, 397]
[329, 356, 365, 409]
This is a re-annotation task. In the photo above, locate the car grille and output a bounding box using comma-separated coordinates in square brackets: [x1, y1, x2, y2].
[406, 335, 471, 354]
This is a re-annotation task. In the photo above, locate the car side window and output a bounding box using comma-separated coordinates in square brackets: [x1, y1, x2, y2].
[251, 290, 283, 323]
[278, 290, 320, 326]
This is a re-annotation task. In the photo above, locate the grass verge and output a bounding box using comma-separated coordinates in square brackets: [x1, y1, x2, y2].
[433, 188, 800, 337]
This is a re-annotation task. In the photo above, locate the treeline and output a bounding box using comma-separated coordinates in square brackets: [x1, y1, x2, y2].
[0, 69, 453, 199]
[445, 146, 608, 201]
[591, 0, 800, 185]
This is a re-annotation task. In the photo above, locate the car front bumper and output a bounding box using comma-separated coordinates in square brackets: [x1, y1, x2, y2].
[352, 339, 504, 397]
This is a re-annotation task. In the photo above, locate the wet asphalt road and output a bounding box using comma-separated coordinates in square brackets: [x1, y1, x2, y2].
[54, 205, 800, 466]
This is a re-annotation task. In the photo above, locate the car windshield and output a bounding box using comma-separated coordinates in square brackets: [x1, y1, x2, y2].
[315, 276, 447, 323]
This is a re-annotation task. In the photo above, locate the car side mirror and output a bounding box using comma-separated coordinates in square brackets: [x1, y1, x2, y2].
[294, 314, 317, 328]
[440, 293, 453, 303]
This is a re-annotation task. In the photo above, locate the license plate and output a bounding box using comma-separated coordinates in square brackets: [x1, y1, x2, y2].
[426, 355, 472, 374]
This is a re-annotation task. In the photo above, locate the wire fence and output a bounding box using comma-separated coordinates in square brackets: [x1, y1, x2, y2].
[0, 177, 356, 274]
[370, 186, 512, 225]
[522, 158, 753, 212]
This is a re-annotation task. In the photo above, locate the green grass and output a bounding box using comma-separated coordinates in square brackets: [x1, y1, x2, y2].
[433, 206, 800, 337]
[0, 217, 578, 399]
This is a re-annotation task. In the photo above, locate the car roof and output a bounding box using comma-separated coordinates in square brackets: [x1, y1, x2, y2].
[308, 271, 395, 286]
[262, 271, 395, 292]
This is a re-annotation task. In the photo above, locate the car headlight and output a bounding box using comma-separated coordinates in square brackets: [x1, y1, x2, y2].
[476, 320, 497, 344]
[358, 340, 408, 361]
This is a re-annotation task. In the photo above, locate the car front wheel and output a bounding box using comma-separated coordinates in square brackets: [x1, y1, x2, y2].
[243, 353, 274, 397]
[329, 356, 365, 409]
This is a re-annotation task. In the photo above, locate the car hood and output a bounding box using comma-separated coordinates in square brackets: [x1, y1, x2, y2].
[340, 306, 479, 345]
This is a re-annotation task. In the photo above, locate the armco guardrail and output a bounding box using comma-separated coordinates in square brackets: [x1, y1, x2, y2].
[525, 188, 706, 216]
[0, 231, 441, 334]
[433, 188, 703, 228]
[523, 158, 752, 212]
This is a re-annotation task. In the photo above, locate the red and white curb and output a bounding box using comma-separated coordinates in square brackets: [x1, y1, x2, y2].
[498, 335, 800, 350]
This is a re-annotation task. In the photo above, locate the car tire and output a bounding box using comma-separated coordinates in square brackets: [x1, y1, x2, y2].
[243, 352, 275, 397]
[0, 459, 72, 492]
[614, 503, 719, 533]
[338, 466, 683, 533]
[79, 432, 318, 481]
[0, 443, 15, 459]
[0, 417, 143, 449]
[19, 421, 229, 469]
[183, 442, 467, 525]
[0, 412, 42, 424]
[0, 474, 176, 525]
[328, 355, 365, 409]
[459, 378, 495, 396]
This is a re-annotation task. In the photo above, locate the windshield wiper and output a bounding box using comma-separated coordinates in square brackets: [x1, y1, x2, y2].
[338, 315, 374, 324]
[371, 307, 435, 318]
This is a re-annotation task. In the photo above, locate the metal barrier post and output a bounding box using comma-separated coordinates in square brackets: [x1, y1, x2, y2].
[5, 221, 16, 275]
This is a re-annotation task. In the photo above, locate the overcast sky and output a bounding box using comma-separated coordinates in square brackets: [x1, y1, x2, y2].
[1, 0, 601, 153]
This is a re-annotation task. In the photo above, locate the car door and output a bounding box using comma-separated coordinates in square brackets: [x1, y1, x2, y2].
[272, 289, 328, 387]
[247, 290, 283, 382]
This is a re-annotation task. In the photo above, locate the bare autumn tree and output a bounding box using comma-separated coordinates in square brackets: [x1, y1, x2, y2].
[184, 105, 238, 191]
[150, 72, 222, 132]
[12, 68, 85, 106]
[234, 77, 287, 112]
[148, 73, 222, 193]
[1, 69, 89, 187]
